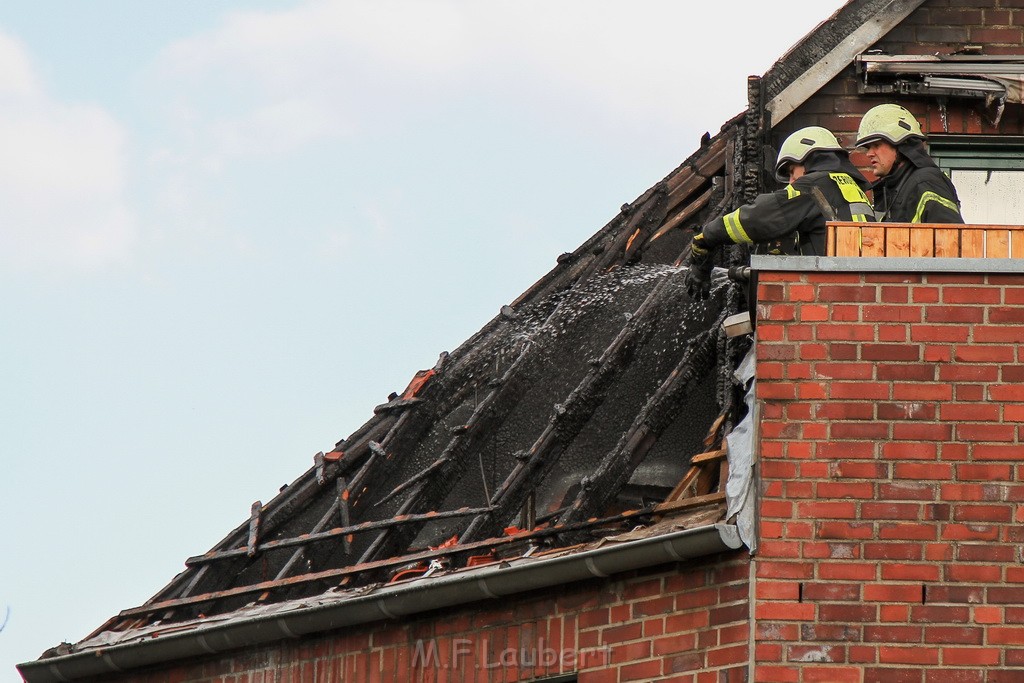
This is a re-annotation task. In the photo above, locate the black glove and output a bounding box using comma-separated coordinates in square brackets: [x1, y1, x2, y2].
[685, 233, 713, 300]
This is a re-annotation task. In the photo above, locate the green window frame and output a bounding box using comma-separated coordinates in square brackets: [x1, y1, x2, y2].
[929, 135, 1024, 172]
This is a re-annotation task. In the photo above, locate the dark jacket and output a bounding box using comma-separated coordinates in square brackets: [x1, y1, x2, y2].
[700, 152, 874, 256]
[870, 139, 964, 224]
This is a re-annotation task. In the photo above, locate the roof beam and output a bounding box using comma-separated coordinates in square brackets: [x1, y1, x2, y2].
[185, 506, 493, 567]
[114, 506, 676, 619]
[460, 245, 695, 544]
[766, 0, 927, 125]
[560, 317, 724, 527]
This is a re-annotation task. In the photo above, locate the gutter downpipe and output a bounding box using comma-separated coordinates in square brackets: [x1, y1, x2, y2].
[20, 524, 743, 683]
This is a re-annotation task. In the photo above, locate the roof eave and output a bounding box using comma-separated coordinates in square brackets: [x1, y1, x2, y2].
[764, 0, 927, 126]
[19, 524, 745, 683]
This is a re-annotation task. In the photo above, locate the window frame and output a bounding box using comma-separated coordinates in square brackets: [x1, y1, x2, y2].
[929, 134, 1024, 172]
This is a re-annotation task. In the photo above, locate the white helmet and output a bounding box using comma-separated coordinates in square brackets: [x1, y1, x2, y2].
[775, 126, 845, 181]
[855, 103, 925, 148]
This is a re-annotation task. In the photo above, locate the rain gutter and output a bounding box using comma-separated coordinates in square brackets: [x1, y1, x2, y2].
[19, 524, 743, 683]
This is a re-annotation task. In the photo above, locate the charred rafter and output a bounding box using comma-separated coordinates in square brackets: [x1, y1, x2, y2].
[558, 313, 724, 528]
[459, 248, 693, 544]
[507, 181, 664, 311]
[355, 339, 539, 565]
[147, 413, 398, 606]
[115, 506, 668, 621]
[744, 75, 765, 203]
[354, 191, 677, 566]
[184, 506, 494, 567]
[623, 184, 671, 264]
[575, 184, 669, 279]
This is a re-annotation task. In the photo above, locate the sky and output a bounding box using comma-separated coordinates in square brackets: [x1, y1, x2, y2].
[2, 1, 846, 677]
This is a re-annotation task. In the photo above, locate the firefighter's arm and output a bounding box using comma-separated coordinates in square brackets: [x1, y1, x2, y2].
[912, 181, 964, 224]
[700, 186, 816, 246]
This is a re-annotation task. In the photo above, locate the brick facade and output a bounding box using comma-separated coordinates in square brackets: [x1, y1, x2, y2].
[755, 270, 1024, 682]
[96, 555, 750, 683]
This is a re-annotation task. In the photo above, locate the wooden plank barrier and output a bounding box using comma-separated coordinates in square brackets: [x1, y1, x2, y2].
[827, 222, 1024, 258]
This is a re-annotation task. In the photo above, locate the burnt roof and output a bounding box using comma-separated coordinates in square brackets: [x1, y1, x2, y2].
[30, 0, 917, 666]
[81, 120, 748, 639]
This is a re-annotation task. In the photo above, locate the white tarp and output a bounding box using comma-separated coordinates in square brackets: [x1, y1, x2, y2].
[725, 344, 758, 552]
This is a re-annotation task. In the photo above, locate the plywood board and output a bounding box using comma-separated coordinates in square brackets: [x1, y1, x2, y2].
[961, 230, 984, 258]
[935, 228, 960, 257]
[910, 228, 934, 257]
[861, 227, 886, 257]
[836, 225, 862, 256]
[986, 229, 1010, 259]
[825, 221, 1024, 259]
[1012, 232, 1024, 259]
[886, 227, 911, 257]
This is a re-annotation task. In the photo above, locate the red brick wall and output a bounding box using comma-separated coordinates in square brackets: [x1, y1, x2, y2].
[754, 270, 1024, 683]
[781, 0, 1024, 168]
[95, 553, 750, 683]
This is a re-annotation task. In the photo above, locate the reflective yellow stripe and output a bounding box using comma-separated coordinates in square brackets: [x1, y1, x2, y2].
[911, 191, 960, 223]
[786, 184, 801, 199]
[723, 209, 752, 244]
[828, 173, 869, 203]
[829, 173, 875, 221]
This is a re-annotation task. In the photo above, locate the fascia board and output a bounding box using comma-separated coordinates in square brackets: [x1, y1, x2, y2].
[766, 0, 927, 125]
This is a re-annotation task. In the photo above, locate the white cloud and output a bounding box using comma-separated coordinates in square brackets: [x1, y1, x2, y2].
[153, 0, 470, 168]
[134, 0, 846, 273]
[164, 0, 467, 84]
[150, 0, 847, 174]
[209, 98, 340, 161]
[0, 31, 38, 98]
[0, 32, 135, 271]
[317, 202, 394, 263]
[457, 1, 850, 135]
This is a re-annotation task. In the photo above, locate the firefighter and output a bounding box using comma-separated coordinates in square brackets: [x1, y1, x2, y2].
[855, 103, 964, 224]
[685, 126, 875, 299]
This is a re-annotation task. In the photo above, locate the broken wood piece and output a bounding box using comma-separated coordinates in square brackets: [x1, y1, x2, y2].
[338, 477, 352, 554]
[373, 397, 422, 414]
[314, 452, 326, 485]
[704, 413, 726, 448]
[691, 449, 727, 465]
[246, 501, 263, 557]
[654, 491, 727, 516]
[694, 463, 717, 498]
[665, 466, 701, 503]
[648, 187, 714, 244]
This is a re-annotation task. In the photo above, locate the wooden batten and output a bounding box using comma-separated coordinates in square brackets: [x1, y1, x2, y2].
[826, 222, 1024, 258]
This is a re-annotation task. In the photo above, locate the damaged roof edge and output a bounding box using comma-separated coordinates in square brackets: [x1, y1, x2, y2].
[763, 0, 927, 125]
[18, 524, 744, 683]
